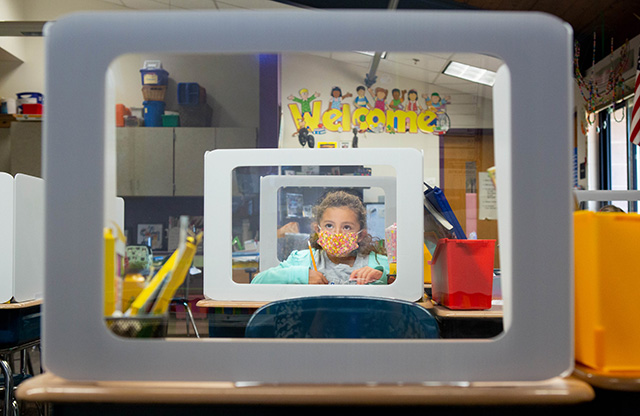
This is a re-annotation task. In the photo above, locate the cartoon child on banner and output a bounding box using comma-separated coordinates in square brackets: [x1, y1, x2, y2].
[388, 88, 406, 110]
[368, 87, 388, 111]
[327, 86, 353, 111]
[292, 118, 315, 148]
[327, 86, 352, 125]
[405, 89, 422, 114]
[288, 88, 321, 116]
[423, 92, 451, 134]
[405, 89, 423, 130]
[353, 86, 371, 109]
[367, 87, 388, 133]
[388, 88, 407, 131]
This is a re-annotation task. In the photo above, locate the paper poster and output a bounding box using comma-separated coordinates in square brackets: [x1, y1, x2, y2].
[137, 223, 163, 249]
[478, 172, 497, 220]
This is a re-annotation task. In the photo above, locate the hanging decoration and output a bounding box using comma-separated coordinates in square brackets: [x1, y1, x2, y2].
[574, 33, 631, 126]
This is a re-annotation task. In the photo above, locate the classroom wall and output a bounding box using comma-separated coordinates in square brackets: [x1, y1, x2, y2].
[109, 53, 260, 128]
[576, 33, 640, 191]
[0, 0, 128, 99]
[280, 53, 495, 188]
[0, 0, 26, 62]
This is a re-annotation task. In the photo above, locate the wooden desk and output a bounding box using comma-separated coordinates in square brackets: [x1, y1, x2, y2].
[17, 372, 594, 415]
[0, 299, 42, 309]
[0, 299, 42, 416]
[196, 299, 266, 310]
[196, 298, 265, 337]
[418, 297, 503, 338]
[573, 362, 640, 391]
[197, 297, 503, 339]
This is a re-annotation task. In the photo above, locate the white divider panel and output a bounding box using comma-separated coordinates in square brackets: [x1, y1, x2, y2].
[259, 175, 397, 271]
[13, 174, 44, 301]
[0, 173, 14, 303]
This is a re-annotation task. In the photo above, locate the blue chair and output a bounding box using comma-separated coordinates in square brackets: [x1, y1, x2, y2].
[244, 296, 439, 339]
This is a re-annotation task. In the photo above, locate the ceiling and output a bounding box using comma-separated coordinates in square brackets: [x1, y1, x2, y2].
[59, 0, 640, 98]
[279, 0, 640, 74]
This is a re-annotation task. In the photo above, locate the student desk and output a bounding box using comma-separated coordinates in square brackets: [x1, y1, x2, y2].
[573, 362, 640, 391]
[196, 299, 266, 337]
[423, 298, 504, 338]
[198, 297, 504, 339]
[17, 371, 594, 415]
[0, 299, 42, 416]
[570, 363, 640, 413]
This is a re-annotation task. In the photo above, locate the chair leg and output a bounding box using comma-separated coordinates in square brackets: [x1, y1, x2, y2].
[183, 300, 200, 338]
[0, 358, 16, 416]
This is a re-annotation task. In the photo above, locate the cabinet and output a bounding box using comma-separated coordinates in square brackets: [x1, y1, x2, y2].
[9, 122, 42, 177]
[1, 125, 257, 196]
[174, 128, 256, 196]
[117, 127, 257, 196]
[116, 128, 174, 196]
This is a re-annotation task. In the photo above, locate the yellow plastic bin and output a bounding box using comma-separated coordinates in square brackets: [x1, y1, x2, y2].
[574, 210, 640, 373]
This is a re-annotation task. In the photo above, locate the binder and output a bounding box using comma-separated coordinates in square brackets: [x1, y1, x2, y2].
[424, 183, 466, 239]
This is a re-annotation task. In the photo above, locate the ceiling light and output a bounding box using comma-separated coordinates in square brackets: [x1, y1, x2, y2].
[356, 51, 387, 59]
[443, 61, 496, 86]
[0, 21, 46, 36]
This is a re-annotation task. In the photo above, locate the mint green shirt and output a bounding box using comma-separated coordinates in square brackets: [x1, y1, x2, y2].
[251, 249, 389, 285]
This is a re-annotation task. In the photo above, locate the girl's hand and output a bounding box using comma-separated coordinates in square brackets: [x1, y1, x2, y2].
[349, 267, 383, 285]
[308, 269, 329, 284]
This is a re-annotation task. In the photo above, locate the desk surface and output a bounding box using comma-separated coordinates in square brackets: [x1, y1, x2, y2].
[197, 299, 266, 309]
[0, 299, 41, 309]
[197, 297, 502, 319]
[17, 372, 594, 406]
[427, 300, 503, 318]
[573, 363, 640, 392]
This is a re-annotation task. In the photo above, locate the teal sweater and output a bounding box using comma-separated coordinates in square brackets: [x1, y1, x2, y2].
[251, 249, 389, 285]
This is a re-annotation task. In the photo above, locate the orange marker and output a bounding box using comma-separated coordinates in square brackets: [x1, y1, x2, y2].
[308, 241, 318, 271]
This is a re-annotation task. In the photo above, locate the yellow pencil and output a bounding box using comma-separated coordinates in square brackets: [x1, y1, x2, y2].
[308, 241, 317, 271]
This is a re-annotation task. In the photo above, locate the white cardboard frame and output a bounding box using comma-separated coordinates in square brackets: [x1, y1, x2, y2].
[205, 150, 418, 302]
[257, 174, 397, 279]
[44, 10, 573, 383]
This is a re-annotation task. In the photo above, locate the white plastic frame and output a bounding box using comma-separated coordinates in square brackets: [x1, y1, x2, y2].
[257, 175, 397, 277]
[0, 173, 45, 303]
[0, 173, 14, 303]
[205, 150, 418, 302]
[44, 10, 573, 383]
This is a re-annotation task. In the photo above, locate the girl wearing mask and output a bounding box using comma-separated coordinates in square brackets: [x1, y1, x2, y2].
[251, 190, 389, 285]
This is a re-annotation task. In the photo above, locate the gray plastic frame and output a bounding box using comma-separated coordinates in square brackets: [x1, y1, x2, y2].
[44, 9, 573, 382]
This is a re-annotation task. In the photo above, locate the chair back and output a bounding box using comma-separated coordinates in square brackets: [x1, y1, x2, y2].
[245, 296, 439, 338]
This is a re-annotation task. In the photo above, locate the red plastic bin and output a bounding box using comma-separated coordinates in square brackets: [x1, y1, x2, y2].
[429, 238, 496, 310]
[22, 103, 43, 115]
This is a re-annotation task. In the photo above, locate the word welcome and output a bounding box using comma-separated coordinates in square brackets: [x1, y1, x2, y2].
[289, 101, 439, 134]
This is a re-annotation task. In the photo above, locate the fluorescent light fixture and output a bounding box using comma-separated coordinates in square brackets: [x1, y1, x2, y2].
[0, 21, 46, 36]
[356, 51, 387, 59]
[443, 61, 496, 86]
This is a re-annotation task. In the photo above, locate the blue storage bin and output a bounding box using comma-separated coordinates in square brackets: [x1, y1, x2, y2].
[177, 83, 204, 106]
[143, 101, 165, 127]
[0, 305, 41, 347]
[16, 92, 43, 104]
[140, 68, 169, 85]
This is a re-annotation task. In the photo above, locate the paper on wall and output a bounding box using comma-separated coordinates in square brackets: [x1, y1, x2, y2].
[478, 172, 497, 220]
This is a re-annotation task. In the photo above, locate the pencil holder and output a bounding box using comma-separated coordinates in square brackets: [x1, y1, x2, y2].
[105, 315, 168, 338]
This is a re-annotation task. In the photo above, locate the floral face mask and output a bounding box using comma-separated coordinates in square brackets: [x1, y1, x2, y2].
[316, 229, 362, 257]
